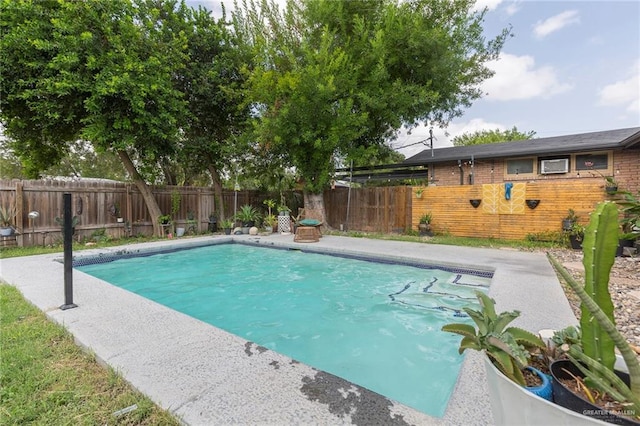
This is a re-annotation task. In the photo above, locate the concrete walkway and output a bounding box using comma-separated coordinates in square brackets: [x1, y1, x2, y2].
[0, 234, 577, 425]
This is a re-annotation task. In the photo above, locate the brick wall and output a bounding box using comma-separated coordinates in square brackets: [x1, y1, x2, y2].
[427, 149, 639, 194]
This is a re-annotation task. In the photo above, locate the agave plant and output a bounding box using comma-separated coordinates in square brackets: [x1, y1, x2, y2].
[235, 204, 261, 226]
[442, 291, 545, 386]
[0, 205, 16, 228]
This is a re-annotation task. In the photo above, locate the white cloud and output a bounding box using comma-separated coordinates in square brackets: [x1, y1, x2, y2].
[482, 53, 573, 100]
[505, 1, 521, 16]
[473, 0, 504, 12]
[447, 119, 508, 140]
[393, 119, 509, 156]
[533, 10, 580, 39]
[598, 61, 640, 114]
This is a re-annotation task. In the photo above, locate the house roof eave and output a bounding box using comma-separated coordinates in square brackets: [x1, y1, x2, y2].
[403, 127, 640, 165]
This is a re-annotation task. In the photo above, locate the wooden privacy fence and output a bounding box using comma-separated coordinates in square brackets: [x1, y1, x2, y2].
[323, 186, 410, 233]
[0, 179, 267, 247]
[1, 178, 617, 247]
[410, 180, 612, 240]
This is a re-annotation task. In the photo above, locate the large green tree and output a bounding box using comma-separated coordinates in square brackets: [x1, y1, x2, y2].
[1, 0, 200, 235]
[174, 5, 252, 219]
[0, 139, 127, 180]
[452, 126, 536, 146]
[234, 0, 510, 223]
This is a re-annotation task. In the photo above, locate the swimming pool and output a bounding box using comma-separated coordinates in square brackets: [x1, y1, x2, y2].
[77, 242, 491, 417]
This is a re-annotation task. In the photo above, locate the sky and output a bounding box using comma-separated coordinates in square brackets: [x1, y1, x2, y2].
[186, 0, 640, 158]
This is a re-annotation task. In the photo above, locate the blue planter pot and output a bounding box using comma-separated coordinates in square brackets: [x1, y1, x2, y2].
[525, 366, 553, 401]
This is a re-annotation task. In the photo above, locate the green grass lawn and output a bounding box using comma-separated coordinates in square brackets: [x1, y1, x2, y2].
[0, 283, 181, 425]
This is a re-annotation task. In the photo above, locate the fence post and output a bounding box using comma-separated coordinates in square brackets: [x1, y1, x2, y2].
[15, 181, 24, 246]
[60, 193, 77, 310]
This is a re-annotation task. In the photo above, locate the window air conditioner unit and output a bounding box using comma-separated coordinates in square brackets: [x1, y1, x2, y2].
[541, 158, 569, 174]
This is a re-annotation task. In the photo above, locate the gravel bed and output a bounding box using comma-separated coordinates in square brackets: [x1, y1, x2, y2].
[546, 248, 640, 349]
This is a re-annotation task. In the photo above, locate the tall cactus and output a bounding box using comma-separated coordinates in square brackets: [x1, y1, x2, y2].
[580, 201, 618, 371]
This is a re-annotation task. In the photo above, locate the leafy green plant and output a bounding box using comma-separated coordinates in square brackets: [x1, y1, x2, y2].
[419, 212, 432, 224]
[569, 222, 585, 237]
[0, 205, 16, 228]
[263, 199, 276, 216]
[263, 214, 277, 228]
[565, 209, 578, 222]
[170, 190, 181, 219]
[236, 205, 260, 225]
[617, 190, 640, 238]
[220, 218, 233, 229]
[590, 169, 618, 192]
[442, 291, 545, 386]
[54, 215, 80, 229]
[548, 201, 640, 416]
[89, 228, 109, 243]
[277, 204, 291, 215]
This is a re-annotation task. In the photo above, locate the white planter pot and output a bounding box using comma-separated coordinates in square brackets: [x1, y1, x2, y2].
[176, 227, 185, 237]
[484, 356, 609, 425]
[0, 227, 13, 236]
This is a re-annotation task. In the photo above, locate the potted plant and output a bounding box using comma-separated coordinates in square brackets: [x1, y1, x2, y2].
[263, 199, 277, 233]
[547, 201, 640, 424]
[277, 204, 291, 216]
[219, 218, 233, 235]
[418, 212, 432, 235]
[562, 209, 579, 231]
[568, 222, 585, 250]
[441, 202, 640, 425]
[0, 205, 16, 236]
[588, 168, 619, 194]
[263, 214, 277, 233]
[603, 175, 618, 194]
[236, 204, 260, 234]
[158, 214, 171, 226]
[442, 291, 550, 397]
[415, 187, 424, 199]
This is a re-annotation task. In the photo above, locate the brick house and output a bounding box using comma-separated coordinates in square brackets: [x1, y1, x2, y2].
[404, 127, 640, 192]
[401, 127, 640, 239]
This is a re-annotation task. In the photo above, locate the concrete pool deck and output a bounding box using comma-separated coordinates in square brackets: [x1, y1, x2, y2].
[0, 234, 577, 425]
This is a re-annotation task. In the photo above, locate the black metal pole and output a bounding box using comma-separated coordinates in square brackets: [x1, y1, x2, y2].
[61, 193, 77, 310]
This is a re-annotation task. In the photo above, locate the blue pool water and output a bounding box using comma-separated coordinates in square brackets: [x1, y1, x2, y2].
[77, 243, 490, 417]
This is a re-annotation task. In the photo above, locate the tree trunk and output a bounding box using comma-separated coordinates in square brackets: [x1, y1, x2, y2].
[117, 150, 163, 237]
[208, 164, 225, 220]
[303, 191, 329, 230]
